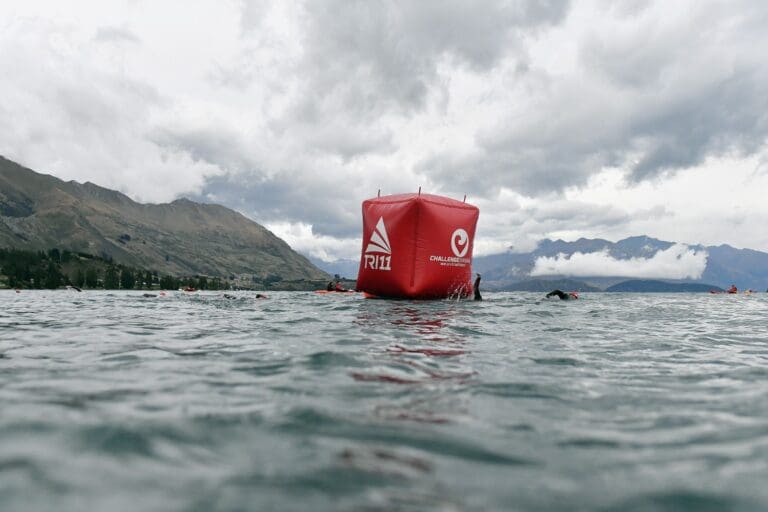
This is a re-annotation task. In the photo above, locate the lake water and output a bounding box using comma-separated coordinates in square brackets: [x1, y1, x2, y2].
[2, 290, 768, 511]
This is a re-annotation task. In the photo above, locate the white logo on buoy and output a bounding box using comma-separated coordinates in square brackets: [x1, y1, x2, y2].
[451, 228, 469, 257]
[364, 217, 392, 270]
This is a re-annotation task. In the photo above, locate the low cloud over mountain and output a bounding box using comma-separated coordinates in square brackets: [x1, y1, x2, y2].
[531, 244, 708, 280]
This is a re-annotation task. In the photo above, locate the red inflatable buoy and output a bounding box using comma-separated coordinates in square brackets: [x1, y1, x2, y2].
[355, 193, 479, 299]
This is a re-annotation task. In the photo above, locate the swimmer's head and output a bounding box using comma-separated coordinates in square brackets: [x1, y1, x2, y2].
[568, 291, 579, 299]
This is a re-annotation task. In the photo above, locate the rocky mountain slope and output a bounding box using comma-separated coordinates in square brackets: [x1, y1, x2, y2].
[0, 156, 327, 282]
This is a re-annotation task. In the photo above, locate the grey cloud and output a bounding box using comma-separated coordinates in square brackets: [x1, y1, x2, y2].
[628, 68, 768, 182]
[296, 0, 570, 114]
[481, 198, 637, 236]
[307, 127, 395, 162]
[10, 1, 768, 257]
[421, 137, 624, 198]
[0, 18, 220, 203]
[756, 153, 768, 176]
[150, 122, 370, 237]
[227, 0, 570, 162]
[473, 197, 654, 254]
[527, 201, 629, 226]
[421, 1, 768, 197]
[196, 172, 361, 238]
[239, 0, 271, 34]
[150, 126, 259, 176]
[209, 61, 257, 91]
[269, 112, 396, 161]
[632, 205, 669, 221]
[93, 26, 140, 44]
[599, 0, 653, 17]
[152, 125, 364, 236]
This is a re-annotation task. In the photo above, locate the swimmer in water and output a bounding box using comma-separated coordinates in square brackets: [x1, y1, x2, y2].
[473, 274, 482, 301]
[545, 289, 579, 300]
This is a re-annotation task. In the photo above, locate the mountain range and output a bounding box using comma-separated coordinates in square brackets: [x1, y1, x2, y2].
[5, 154, 767, 292]
[311, 235, 768, 291]
[471, 236, 768, 291]
[0, 156, 327, 284]
[603, 280, 722, 293]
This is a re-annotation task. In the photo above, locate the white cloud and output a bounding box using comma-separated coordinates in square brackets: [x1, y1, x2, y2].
[264, 221, 361, 262]
[0, 14, 226, 203]
[531, 244, 708, 279]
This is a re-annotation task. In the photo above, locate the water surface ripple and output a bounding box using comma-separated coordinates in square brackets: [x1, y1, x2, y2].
[2, 291, 768, 511]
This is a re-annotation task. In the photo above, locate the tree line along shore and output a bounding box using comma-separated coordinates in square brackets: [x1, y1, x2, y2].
[0, 248, 347, 292]
[0, 248, 232, 291]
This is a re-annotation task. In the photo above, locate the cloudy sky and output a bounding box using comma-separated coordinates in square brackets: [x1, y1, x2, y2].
[2, 0, 768, 265]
